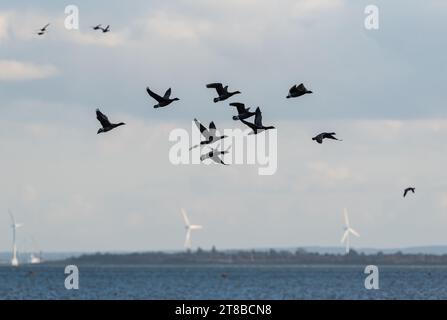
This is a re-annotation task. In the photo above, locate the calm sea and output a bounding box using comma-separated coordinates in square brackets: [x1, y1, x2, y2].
[0, 265, 446, 300]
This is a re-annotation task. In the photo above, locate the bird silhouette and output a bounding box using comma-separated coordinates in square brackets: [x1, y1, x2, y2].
[96, 109, 125, 134]
[230, 103, 256, 121]
[190, 119, 228, 150]
[200, 147, 231, 165]
[403, 187, 416, 198]
[92, 24, 103, 30]
[206, 83, 241, 103]
[100, 25, 110, 33]
[146, 87, 180, 109]
[287, 83, 313, 98]
[240, 107, 275, 135]
[36, 23, 50, 36]
[312, 132, 342, 144]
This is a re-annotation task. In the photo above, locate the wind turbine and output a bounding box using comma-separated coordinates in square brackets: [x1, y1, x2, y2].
[9, 210, 23, 267]
[340, 208, 360, 254]
[181, 208, 203, 250]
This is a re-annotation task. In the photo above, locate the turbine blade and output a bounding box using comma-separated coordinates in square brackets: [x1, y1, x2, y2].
[349, 228, 360, 237]
[344, 208, 350, 227]
[8, 209, 15, 225]
[181, 208, 190, 227]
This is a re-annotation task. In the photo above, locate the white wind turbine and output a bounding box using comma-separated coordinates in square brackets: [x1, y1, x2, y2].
[181, 208, 203, 250]
[340, 208, 360, 254]
[9, 210, 23, 267]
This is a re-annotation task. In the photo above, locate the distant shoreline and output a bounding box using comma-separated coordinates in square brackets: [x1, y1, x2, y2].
[43, 248, 447, 266]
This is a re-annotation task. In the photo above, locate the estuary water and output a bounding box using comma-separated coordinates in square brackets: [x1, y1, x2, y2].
[0, 265, 446, 300]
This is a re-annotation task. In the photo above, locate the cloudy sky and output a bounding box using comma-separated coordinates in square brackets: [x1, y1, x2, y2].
[0, 0, 446, 252]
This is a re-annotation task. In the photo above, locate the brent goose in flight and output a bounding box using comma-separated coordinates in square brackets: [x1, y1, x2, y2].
[146, 87, 180, 109]
[230, 103, 256, 121]
[190, 119, 228, 150]
[36, 23, 50, 36]
[206, 83, 241, 103]
[200, 147, 230, 165]
[96, 109, 125, 134]
[100, 25, 110, 33]
[240, 107, 275, 135]
[287, 83, 313, 99]
[92, 24, 103, 30]
[403, 187, 416, 198]
[312, 132, 342, 144]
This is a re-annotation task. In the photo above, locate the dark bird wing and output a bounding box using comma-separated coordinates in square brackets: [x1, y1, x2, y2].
[194, 119, 210, 139]
[206, 83, 225, 96]
[297, 83, 306, 91]
[313, 134, 324, 144]
[254, 107, 263, 127]
[96, 109, 111, 128]
[163, 88, 172, 99]
[403, 189, 409, 197]
[324, 133, 342, 141]
[215, 157, 227, 165]
[146, 87, 164, 102]
[289, 84, 297, 93]
[240, 119, 257, 131]
[41, 23, 50, 31]
[230, 103, 248, 114]
[209, 121, 217, 137]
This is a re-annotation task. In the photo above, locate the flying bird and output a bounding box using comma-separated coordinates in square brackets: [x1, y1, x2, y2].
[200, 147, 231, 165]
[239, 107, 275, 135]
[312, 132, 342, 144]
[36, 23, 50, 36]
[190, 119, 228, 150]
[146, 87, 179, 109]
[206, 83, 241, 103]
[92, 24, 103, 30]
[230, 103, 256, 121]
[403, 187, 416, 198]
[287, 83, 313, 99]
[96, 109, 125, 134]
[100, 25, 110, 33]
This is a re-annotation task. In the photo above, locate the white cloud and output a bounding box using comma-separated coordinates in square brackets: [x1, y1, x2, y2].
[0, 60, 59, 81]
[0, 10, 130, 47]
[0, 13, 10, 42]
[68, 30, 128, 47]
[308, 161, 352, 183]
[144, 11, 212, 42]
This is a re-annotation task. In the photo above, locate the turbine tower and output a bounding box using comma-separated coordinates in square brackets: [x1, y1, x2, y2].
[340, 208, 360, 254]
[181, 208, 203, 250]
[9, 210, 23, 267]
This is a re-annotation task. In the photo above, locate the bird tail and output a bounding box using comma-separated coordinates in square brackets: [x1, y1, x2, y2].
[232, 116, 240, 121]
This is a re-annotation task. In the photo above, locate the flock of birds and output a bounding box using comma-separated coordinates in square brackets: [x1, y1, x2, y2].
[31, 18, 418, 254]
[35, 22, 417, 197]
